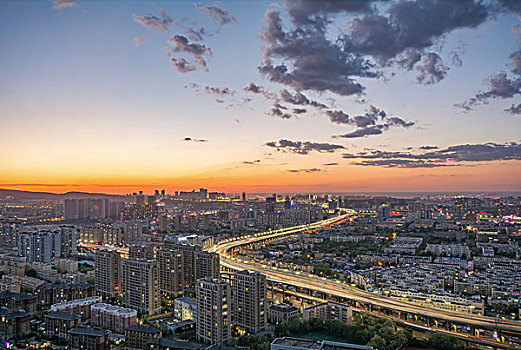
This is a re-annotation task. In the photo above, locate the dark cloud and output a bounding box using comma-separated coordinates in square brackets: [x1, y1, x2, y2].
[326, 105, 414, 138]
[269, 104, 293, 119]
[419, 145, 439, 150]
[325, 110, 351, 124]
[323, 162, 339, 166]
[285, 0, 372, 27]
[244, 82, 276, 99]
[279, 89, 327, 108]
[133, 9, 173, 31]
[167, 35, 211, 56]
[505, 103, 521, 115]
[51, 0, 75, 9]
[171, 58, 197, 73]
[456, 71, 521, 111]
[187, 27, 210, 42]
[416, 52, 449, 84]
[334, 125, 386, 139]
[194, 3, 237, 26]
[498, 0, 521, 13]
[258, 0, 489, 97]
[287, 168, 322, 173]
[293, 108, 307, 114]
[344, 1, 487, 60]
[243, 160, 261, 165]
[265, 139, 344, 154]
[167, 35, 212, 71]
[509, 50, 521, 76]
[204, 86, 235, 96]
[183, 137, 208, 143]
[343, 142, 521, 167]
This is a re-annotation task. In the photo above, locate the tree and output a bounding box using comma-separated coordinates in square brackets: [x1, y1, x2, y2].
[367, 334, 386, 349]
[25, 267, 38, 278]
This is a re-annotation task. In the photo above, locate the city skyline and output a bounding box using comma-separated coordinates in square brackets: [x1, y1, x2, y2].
[1, 0, 521, 194]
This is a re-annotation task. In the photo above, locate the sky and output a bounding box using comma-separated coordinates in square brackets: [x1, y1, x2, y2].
[0, 0, 520, 194]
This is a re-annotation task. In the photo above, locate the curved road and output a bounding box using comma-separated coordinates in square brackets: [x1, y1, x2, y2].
[210, 212, 521, 347]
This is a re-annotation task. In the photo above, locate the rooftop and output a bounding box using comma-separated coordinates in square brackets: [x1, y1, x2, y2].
[125, 325, 162, 334]
[69, 326, 110, 337]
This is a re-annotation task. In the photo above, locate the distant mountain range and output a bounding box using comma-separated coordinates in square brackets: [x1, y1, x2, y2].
[0, 188, 124, 200]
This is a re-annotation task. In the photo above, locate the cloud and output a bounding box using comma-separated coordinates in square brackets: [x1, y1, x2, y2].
[279, 89, 327, 108]
[265, 139, 345, 155]
[133, 9, 173, 31]
[323, 162, 339, 166]
[419, 145, 439, 150]
[166, 35, 212, 71]
[244, 82, 277, 99]
[285, 0, 372, 27]
[171, 58, 198, 73]
[268, 104, 293, 119]
[194, 3, 237, 26]
[456, 71, 521, 111]
[505, 103, 521, 115]
[325, 105, 414, 138]
[509, 50, 521, 76]
[334, 125, 386, 139]
[134, 34, 147, 46]
[342, 142, 521, 167]
[183, 137, 208, 143]
[287, 168, 322, 173]
[50, 0, 75, 9]
[416, 52, 449, 84]
[204, 86, 235, 96]
[258, 0, 489, 97]
[293, 108, 307, 114]
[242, 160, 261, 165]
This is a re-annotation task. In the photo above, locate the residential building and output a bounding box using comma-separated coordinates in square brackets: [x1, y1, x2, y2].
[91, 303, 137, 334]
[157, 249, 184, 298]
[95, 249, 121, 298]
[173, 297, 196, 321]
[49, 296, 102, 320]
[45, 312, 81, 340]
[268, 303, 299, 324]
[68, 326, 111, 350]
[121, 259, 160, 316]
[232, 270, 267, 334]
[196, 278, 231, 345]
[125, 325, 162, 350]
[0, 307, 30, 339]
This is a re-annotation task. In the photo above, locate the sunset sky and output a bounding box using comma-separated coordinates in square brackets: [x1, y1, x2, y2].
[1, 0, 520, 194]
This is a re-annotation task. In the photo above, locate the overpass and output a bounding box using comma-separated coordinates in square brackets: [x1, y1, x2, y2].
[210, 212, 521, 349]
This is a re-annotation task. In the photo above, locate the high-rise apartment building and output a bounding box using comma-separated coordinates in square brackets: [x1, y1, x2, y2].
[196, 278, 231, 345]
[59, 226, 78, 257]
[121, 259, 160, 316]
[232, 270, 267, 334]
[18, 232, 54, 263]
[157, 249, 184, 298]
[123, 221, 142, 243]
[196, 251, 220, 281]
[94, 250, 121, 298]
[128, 244, 155, 260]
[159, 215, 168, 233]
[163, 242, 200, 290]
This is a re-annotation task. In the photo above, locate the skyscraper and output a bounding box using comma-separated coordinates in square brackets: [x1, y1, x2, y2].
[94, 250, 121, 298]
[196, 278, 231, 345]
[232, 270, 267, 334]
[121, 259, 160, 316]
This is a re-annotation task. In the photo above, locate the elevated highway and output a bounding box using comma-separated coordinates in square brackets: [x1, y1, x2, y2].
[210, 211, 521, 349]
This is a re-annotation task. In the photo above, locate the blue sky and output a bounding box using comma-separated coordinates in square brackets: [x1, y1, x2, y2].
[0, 0, 520, 193]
